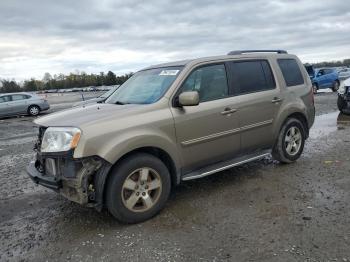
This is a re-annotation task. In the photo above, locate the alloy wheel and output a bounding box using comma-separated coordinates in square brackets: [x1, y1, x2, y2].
[284, 126, 302, 156]
[121, 167, 162, 212]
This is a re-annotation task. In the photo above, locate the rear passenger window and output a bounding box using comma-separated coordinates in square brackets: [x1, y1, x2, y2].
[231, 60, 275, 95]
[11, 95, 27, 101]
[181, 64, 228, 102]
[278, 59, 304, 86]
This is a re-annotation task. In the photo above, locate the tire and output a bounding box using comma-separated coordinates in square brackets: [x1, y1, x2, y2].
[272, 118, 306, 164]
[28, 105, 40, 116]
[312, 83, 318, 94]
[337, 96, 347, 113]
[332, 81, 340, 92]
[106, 153, 171, 224]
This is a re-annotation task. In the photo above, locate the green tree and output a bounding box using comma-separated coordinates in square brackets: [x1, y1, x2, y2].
[105, 71, 117, 86]
[0, 80, 21, 93]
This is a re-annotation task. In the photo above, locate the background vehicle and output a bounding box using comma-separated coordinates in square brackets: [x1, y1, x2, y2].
[339, 68, 350, 80]
[27, 50, 315, 223]
[0, 92, 50, 118]
[337, 78, 350, 114]
[72, 85, 119, 107]
[310, 67, 340, 93]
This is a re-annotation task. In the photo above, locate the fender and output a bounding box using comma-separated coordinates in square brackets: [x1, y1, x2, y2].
[272, 98, 308, 141]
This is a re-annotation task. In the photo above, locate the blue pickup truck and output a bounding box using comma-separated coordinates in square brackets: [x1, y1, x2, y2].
[305, 65, 340, 94]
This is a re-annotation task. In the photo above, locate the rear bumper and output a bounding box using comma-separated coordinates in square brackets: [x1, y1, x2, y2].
[40, 103, 50, 111]
[26, 161, 61, 190]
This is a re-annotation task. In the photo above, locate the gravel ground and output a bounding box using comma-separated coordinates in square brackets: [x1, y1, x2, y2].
[0, 92, 349, 262]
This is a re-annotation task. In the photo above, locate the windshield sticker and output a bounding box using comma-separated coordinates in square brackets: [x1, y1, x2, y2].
[159, 70, 179, 76]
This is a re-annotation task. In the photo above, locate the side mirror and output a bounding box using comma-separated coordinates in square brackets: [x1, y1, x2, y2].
[178, 91, 199, 106]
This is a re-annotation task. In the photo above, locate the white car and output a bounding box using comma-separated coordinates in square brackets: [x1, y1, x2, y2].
[339, 68, 350, 80]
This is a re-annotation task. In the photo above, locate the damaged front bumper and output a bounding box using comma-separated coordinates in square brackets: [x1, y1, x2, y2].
[26, 151, 111, 210]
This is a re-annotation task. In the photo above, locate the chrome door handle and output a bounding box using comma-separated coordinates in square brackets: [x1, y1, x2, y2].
[272, 97, 283, 103]
[221, 108, 237, 115]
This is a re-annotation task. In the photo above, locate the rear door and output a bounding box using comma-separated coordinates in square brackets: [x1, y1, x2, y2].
[171, 63, 241, 173]
[226, 59, 282, 153]
[8, 94, 29, 114]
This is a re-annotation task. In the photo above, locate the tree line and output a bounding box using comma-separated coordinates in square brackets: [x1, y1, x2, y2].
[306, 58, 350, 68]
[0, 71, 133, 94]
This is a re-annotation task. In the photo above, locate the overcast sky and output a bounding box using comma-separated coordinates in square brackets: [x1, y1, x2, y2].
[0, 0, 349, 81]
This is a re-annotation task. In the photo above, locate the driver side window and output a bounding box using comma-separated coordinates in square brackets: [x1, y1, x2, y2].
[181, 64, 228, 102]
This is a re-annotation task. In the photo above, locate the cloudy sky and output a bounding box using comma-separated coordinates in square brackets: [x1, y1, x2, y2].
[0, 0, 349, 81]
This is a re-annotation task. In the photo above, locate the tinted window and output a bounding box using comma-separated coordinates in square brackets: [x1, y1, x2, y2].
[231, 60, 275, 94]
[0, 96, 11, 103]
[11, 94, 27, 101]
[278, 59, 304, 86]
[181, 64, 228, 102]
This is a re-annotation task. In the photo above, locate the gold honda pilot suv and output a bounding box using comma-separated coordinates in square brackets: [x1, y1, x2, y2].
[27, 50, 315, 223]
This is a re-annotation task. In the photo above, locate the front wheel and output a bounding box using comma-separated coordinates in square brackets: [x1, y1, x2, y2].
[312, 84, 318, 94]
[272, 118, 306, 163]
[106, 153, 171, 223]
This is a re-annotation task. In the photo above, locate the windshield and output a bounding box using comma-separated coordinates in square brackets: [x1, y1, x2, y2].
[100, 86, 119, 98]
[106, 66, 183, 105]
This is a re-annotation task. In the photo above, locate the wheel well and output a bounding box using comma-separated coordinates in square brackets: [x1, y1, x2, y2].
[108, 146, 178, 186]
[287, 112, 309, 138]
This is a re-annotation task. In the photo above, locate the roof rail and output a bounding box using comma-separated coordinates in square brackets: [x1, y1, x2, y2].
[227, 50, 288, 55]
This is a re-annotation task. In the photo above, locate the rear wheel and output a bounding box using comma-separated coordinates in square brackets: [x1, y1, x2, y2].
[332, 81, 340, 92]
[312, 83, 318, 94]
[106, 153, 171, 223]
[272, 118, 306, 163]
[28, 105, 40, 116]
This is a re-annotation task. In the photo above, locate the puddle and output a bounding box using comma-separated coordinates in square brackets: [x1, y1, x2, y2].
[309, 111, 350, 139]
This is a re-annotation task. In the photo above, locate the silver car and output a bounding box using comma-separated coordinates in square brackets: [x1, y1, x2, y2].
[0, 92, 50, 118]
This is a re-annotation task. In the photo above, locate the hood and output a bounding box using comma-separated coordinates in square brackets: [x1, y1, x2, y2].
[35, 103, 145, 127]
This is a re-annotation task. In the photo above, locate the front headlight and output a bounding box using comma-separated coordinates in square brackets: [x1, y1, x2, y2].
[41, 127, 81, 153]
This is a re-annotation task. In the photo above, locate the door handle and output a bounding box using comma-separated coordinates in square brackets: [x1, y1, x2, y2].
[221, 108, 237, 115]
[271, 97, 283, 103]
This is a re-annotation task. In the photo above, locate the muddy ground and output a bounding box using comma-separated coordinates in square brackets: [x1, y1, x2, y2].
[0, 92, 349, 262]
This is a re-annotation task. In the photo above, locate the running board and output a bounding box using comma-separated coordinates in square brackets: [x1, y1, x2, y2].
[182, 151, 271, 181]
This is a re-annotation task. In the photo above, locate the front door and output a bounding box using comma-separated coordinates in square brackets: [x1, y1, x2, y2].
[171, 63, 241, 173]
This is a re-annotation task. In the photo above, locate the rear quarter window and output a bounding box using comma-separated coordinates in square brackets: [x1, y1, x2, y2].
[277, 59, 304, 87]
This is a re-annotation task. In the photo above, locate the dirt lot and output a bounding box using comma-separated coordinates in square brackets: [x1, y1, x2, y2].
[0, 92, 350, 262]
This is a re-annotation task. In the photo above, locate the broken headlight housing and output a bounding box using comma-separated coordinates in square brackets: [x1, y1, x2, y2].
[41, 127, 81, 153]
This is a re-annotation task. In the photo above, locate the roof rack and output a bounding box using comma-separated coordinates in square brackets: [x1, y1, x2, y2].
[227, 50, 288, 55]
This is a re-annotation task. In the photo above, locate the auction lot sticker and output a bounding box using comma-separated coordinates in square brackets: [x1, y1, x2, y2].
[159, 70, 179, 76]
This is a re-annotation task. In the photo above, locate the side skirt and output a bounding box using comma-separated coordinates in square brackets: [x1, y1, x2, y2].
[181, 150, 271, 181]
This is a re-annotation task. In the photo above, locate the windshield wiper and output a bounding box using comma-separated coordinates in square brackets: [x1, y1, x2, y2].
[115, 101, 128, 105]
